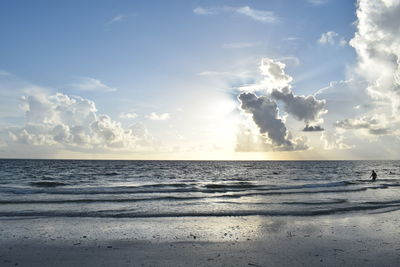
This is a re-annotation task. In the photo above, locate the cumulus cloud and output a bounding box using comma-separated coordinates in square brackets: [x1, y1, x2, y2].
[238, 58, 293, 92]
[335, 116, 392, 135]
[69, 77, 116, 92]
[235, 57, 327, 152]
[193, 6, 278, 23]
[316, 80, 370, 121]
[271, 87, 326, 123]
[8, 92, 153, 151]
[308, 0, 400, 153]
[318, 31, 347, 46]
[238, 92, 308, 151]
[259, 58, 293, 88]
[350, 0, 400, 113]
[146, 112, 170, 121]
[321, 131, 353, 150]
[235, 125, 272, 152]
[239, 58, 326, 124]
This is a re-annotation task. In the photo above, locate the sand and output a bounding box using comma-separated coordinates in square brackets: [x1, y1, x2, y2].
[1, 211, 400, 266]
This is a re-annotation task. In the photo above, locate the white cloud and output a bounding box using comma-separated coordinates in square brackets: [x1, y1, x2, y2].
[317, 0, 400, 144]
[193, 7, 216, 15]
[350, 0, 400, 114]
[235, 124, 273, 152]
[259, 58, 293, 89]
[238, 58, 293, 92]
[193, 6, 278, 23]
[335, 116, 392, 136]
[7, 91, 154, 151]
[318, 31, 346, 46]
[69, 77, 117, 92]
[106, 14, 127, 27]
[146, 112, 170, 121]
[235, 6, 278, 23]
[307, 0, 329, 5]
[277, 56, 301, 66]
[119, 112, 138, 119]
[321, 131, 353, 150]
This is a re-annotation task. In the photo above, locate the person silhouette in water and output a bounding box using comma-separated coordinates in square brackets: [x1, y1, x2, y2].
[370, 170, 377, 181]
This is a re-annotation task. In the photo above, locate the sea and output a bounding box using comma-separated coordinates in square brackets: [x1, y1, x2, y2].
[0, 159, 400, 218]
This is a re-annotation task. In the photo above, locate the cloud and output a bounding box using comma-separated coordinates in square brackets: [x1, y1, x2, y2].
[238, 92, 308, 151]
[318, 31, 347, 46]
[193, 7, 216, 15]
[238, 58, 293, 92]
[119, 112, 138, 119]
[350, 0, 400, 113]
[235, 6, 278, 23]
[259, 58, 293, 88]
[319, 0, 400, 141]
[69, 77, 116, 92]
[106, 14, 127, 28]
[240, 58, 327, 123]
[321, 131, 353, 150]
[303, 125, 324, 132]
[277, 56, 301, 66]
[193, 6, 278, 23]
[146, 112, 170, 121]
[8, 92, 153, 151]
[271, 87, 327, 123]
[235, 57, 327, 152]
[307, 0, 329, 5]
[335, 116, 392, 136]
[235, 124, 272, 152]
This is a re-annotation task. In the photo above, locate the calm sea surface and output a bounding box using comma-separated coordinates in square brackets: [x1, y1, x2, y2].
[0, 160, 399, 218]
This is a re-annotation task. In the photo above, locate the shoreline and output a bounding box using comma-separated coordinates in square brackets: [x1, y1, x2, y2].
[1, 211, 400, 266]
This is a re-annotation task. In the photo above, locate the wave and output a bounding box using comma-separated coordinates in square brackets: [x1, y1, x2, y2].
[0, 195, 206, 204]
[2, 203, 400, 218]
[29, 181, 68, 187]
[218, 185, 386, 198]
[139, 183, 192, 188]
[0, 181, 389, 196]
[204, 182, 259, 189]
[0, 197, 349, 206]
[215, 199, 348, 206]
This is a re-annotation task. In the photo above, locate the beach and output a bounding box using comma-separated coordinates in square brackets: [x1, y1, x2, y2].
[2, 160, 400, 266]
[2, 211, 400, 266]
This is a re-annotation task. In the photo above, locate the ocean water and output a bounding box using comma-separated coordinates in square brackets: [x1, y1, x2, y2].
[0, 159, 400, 218]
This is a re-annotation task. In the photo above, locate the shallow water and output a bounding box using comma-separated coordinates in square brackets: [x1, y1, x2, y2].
[0, 159, 399, 218]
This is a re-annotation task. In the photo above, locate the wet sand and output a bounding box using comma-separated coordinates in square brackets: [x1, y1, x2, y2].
[1, 211, 400, 266]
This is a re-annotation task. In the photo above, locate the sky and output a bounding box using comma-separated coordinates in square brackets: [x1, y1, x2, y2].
[0, 0, 399, 160]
